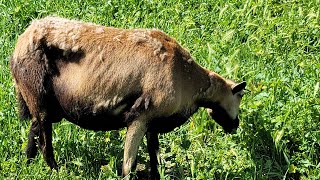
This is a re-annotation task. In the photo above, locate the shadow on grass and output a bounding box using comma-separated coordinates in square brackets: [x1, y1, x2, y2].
[240, 111, 301, 180]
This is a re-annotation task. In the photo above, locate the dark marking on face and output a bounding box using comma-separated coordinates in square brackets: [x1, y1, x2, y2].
[199, 101, 239, 133]
[208, 103, 239, 133]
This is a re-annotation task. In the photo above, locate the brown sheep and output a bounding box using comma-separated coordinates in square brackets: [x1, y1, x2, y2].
[10, 16, 246, 179]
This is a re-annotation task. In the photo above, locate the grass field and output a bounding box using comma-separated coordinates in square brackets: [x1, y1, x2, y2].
[0, 0, 319, 179]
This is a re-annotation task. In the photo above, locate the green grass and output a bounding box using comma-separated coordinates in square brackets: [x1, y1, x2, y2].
[0, 0, 319, 179]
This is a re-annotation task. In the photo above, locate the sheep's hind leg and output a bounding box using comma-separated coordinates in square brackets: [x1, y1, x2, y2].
[38, 113, 58, 170]
[26, 119, 40, 164]
[25, 111, 58, 170]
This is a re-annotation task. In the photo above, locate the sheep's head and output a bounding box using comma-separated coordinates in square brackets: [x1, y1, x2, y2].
[206, 80, 246, 133]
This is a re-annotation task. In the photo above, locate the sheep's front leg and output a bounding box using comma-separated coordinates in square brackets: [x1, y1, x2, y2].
[147, 132, 160, 180]
[122, 117, 147, 178]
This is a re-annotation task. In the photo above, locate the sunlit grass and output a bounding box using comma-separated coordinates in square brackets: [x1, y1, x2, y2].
[0, 0, 319, 179]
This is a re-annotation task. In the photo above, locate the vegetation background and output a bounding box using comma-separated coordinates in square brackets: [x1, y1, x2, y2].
[0, 0, 319, 179]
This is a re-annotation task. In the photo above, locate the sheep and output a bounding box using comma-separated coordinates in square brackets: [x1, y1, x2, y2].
[10, 16, 246, 179]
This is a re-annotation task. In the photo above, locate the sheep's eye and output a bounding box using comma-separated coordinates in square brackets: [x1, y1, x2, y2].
[236, 89, 249, 98]
[236, 91, 245, 98]
[237, 94, 244, 98]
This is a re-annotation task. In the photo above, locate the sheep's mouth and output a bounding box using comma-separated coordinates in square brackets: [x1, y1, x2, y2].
[207, 107, 239, 134]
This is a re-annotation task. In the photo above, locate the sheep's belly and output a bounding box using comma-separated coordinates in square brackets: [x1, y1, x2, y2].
[65, 111, 127, 131]
[61, 100, 129, 131]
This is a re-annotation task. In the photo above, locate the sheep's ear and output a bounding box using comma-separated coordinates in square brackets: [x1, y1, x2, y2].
[232, 81, 246, 95]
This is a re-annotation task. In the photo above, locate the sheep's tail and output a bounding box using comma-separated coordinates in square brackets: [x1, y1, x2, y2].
[17, 90, 31, 120]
